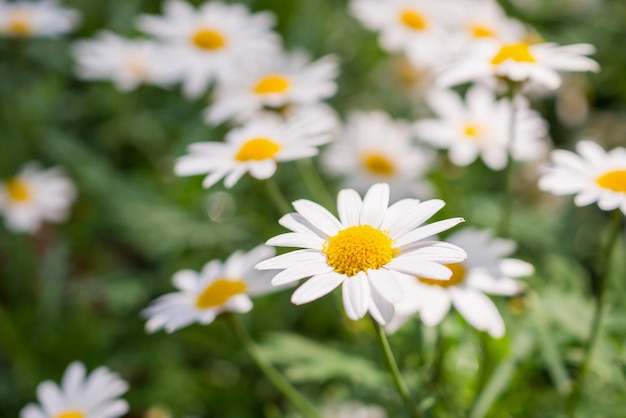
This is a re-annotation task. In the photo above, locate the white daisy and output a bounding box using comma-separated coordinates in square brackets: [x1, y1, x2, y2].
[322, 110, 435, 200]
[322, 401, 387, 418]
[387, 228, 533, 337]
[205, 50, 339, 125]
[450, 0, 526, 46]
[137, 0, 280, 98]
[349, 0, 455, 67]
[143, 246, 279, 333]
[436, 40, 599, 90]
[414, 85, 549, 170]
[20, 361, 129, 418]
[256, 183, 467, 325]
[0, 162, 77, 234]
[539, 140, 626, 215]
[175, 114, 332, 189]
[72, 31, 181, 92]
[0, 0, 79, 38]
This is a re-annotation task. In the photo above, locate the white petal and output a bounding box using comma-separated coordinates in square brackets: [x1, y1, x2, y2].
[255, 249, 325, 270]
[367, 268, 403, 303]
[337, 188, 362, 227]
[293, 199, 342, 236]
[382, 199, 443, 238]
[386, 258, 453, 280]
[420, 287, 452, 326]
[61, 362, 86, 397]
[395, 218, 465, 248]
[342, 271, 371, 320]
[359, 183, 389, 227]
[271, 261, 334, 286]
[451, 288, 505, 338]
[369, 286, 395, 326]
[290, 272, 345, 304]
[266, 232, 325, 250]
[172, 270, 199, 291]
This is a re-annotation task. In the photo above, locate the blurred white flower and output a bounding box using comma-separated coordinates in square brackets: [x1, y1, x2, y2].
[205, 51, 339, 124]
[72, 31, 181, 92]
[414, 85, 549, 170]
[256, 183, 466, 325]
[0, 0, 79, 37]
[137, 0, 280, 98]
[322, 401, 387, 418]
[175, 114, 332, 189]
[388, 228, 532, 337]
[350, 0, 455, 67]
[437, 40, 599, 90]
[20, 361, 129, 418]
[539, 140, 626, 215]
[143, 246, 279, 333]
[0, 162, 76, 234]
[322, 110, 435, 200]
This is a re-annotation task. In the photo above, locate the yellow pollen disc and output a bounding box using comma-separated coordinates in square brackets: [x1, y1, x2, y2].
[491, 42, 536, 66]
[419, 263, 466, 288]
[463, 123, 483, 140]
[195, 279, 247, 309]
[55, 411, 85, 418]
[362, 153, 395, 176]
[5, 178, 31, 202]
[253, 75, 291, 95]
[323, 225, 398, 277]
[399, 9, 427, 31]
[7, 12, 32, 35]
[596, 169, 626, 193]
[191, 28, 226, 50]
[235, 137, 281, 162]
[470, 24, 496, 38]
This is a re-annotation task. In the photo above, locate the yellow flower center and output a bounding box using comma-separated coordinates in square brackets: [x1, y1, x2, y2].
[463, 123, 483, 140]
[253, 75, 291, 95]
[419, 263, 466, 287]
[362, 153, 395, 176]
[323, 225, 398, 277]
[55, 411, 85, 418]
[5, 178, 31, 202]
[491, 42, 536, 66]
[125, 55, 146, 77]
[7, 11, 32, 36]
[234, 137, 281, 162]
[399, 9, 427, 31]
[195, 279, 247, 309]
[596, 169, 626, 193]
[191, 28, 226, 50]
[470, 24, 496, 38]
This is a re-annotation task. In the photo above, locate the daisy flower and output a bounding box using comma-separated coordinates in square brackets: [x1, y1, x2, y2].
[539, 140, 626, 215]
[387, 228, 533, 337]
[256, 183, 467, 325]
[450, 0, 526, 46]
[20, 361, 129, 418]
[175, 114, 332, 189]
[205, 50, 339, 124]
[0, 162, 77, 234]
[414, 85, 549, 170]
[436, 40, 599, 90]
[143, 246, 280, 333]
[322, 110, 435, 200]
[137, 0, 280, 98]
[350, 0, 455, 67]
[72, 31, 181, 92]
[0, 0, 79, 38]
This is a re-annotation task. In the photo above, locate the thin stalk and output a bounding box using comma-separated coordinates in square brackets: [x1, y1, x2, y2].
[498, 83, 520, 238]
[296, 159, 335, 210]
[224, 314, 322, 418]
[371, 316, 422, 418]
[263, 177, 292, 215]
[566, 210, 623, 416]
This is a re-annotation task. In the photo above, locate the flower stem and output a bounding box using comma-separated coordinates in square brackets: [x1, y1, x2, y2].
[224, 314, 323, 418]
[262, 177, 292, 215]
[296, 159, 335, 210]
[371, 316, 422, 418]
[565, 210, 623, 416]
[498, 83, 520, 238]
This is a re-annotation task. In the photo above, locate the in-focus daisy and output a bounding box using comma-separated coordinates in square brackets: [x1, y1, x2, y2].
[450, 0, 526, 47]
[256, 183, 466, 325]
[414, 85, 549, 170]
[437, 40, 599, 90]
[0, 0, 79, 38]
[143, 246, 280, 333]
[0, 162, 77, 234]
[350, 0, 454, 67]
[137, 0, 280, 98]
[539, 140, 626, 215]
[387, 228, 532, 337]
[72, 31, 181, 92]
[205, 51, 339, 124]
[322, 110, 435, 199]
[20, 361, 129, 418]
[175, 114, 332, 189]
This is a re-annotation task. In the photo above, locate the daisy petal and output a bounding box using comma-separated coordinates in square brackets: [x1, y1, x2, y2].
[395, 217, 465, 248]
[293, 200, 342, 236]
[291, 272, 345, 305]
[337, 188, 363, 227]
[359, 183, 389, 227]
[342, 271, 371, 320]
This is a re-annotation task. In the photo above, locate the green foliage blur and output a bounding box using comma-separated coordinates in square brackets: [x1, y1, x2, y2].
[2, 0, 626, 417]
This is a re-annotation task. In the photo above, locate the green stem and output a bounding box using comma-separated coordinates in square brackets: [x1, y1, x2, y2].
[263, 177, 292, 215]
[371, 316, 422, 418]
[566, 210, 623, 416]
[224, 314, 322, 418]
[296, 159, 335, 210]
[498, 84, 519, 238]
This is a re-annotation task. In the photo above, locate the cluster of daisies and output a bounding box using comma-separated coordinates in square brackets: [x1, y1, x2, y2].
[5, 0, 626, 416]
